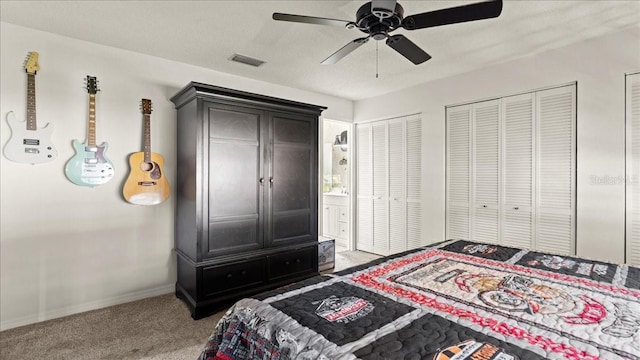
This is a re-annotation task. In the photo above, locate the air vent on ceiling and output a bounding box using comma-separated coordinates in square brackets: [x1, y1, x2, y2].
[229, 53, 266, 67]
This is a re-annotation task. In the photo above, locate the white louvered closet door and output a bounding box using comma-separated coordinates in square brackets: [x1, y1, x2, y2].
[356, 124, 374, 253]
[406, 116, 424, 249]
[501, 93, 534, 249]
[626, 73, 640, 266]
[472, 100, 500, 244]
[372, 122, 390, 255]
[535, 85, 576, 255]
[447, 105, 472, 239]
[388, 119, 407, 254]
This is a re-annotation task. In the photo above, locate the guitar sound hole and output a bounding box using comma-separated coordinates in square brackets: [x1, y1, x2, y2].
[140, 162, 154, 172]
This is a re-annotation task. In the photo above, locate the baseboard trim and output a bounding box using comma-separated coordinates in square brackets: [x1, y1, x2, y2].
[0, 283, 175, 331]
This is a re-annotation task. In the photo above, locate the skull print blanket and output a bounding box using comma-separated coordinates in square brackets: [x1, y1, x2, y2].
[197, 240, 640, 359]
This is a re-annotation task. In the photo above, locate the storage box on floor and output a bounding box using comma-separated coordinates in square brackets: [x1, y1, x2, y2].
[318, 236, 335, 271]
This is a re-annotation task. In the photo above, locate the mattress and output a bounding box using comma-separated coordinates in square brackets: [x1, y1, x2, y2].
[197, 240, 640, 359]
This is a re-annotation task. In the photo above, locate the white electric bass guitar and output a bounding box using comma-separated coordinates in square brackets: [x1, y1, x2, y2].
[3, 52, 57, 164]
[64, 76, 115, 187]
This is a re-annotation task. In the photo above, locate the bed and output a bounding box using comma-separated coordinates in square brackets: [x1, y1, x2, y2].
[197, 240, 640, 359]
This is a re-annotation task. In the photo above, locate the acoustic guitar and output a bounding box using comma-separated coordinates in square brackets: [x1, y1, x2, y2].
[3, 51, 58, 164]
[123, 99, 170, 205]
[64, 76, 115, 186]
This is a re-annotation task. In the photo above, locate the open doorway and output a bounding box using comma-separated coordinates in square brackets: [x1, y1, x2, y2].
[321, 120, 351, 253]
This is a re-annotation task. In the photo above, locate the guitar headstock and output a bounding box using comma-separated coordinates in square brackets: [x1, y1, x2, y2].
[86, 75, 99, 94]
[142, 99, 153, 115]
[24, 52, 40, 75]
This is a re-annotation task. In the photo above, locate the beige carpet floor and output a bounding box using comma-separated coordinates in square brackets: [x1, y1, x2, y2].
[0, 248, 380, 360]
[0, 293, 224, 360]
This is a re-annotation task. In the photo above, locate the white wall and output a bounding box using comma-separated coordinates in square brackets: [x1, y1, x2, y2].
[0, 22, 353, 330]
[354, 25, 640, 264]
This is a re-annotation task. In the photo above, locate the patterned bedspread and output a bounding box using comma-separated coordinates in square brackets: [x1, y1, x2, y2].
[198, 240, 640, 359]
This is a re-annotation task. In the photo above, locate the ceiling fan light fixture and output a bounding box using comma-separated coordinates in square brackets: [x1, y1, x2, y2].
[229, 53, 266, 67]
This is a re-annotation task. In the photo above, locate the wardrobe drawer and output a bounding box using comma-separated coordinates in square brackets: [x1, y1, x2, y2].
[268, 247, 316, 281]
[202, 258, 266, 297]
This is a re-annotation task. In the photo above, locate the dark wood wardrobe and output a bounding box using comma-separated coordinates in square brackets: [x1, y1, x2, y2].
[171, 82, 325, 319]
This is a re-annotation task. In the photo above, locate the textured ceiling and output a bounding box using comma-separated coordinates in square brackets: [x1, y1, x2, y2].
[1, 1, 638, 100]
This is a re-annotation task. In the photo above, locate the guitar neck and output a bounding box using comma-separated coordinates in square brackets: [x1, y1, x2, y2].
[26, 74, 37, 130]
[143, 114, 151, 163]
[88, 94, 97, 147]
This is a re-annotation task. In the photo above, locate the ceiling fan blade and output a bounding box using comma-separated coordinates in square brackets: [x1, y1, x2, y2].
[402, 0, 503, 30]
[322, 37, 370, 65]
[273, 13, 351, 27]
[386, 34, 431, 65]
[372, 0, 397, 12]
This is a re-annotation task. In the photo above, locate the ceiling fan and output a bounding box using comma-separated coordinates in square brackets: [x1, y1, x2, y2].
[273, 0, 503, 65]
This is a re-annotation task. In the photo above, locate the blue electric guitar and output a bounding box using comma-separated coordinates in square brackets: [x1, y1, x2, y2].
[3, 52, 58, 164]
[64, 76, 114, 186]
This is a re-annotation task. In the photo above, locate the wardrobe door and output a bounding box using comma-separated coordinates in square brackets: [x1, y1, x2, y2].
[535, 85, 576, 255]
[472, 100, 500, 244]
[626, 73, 640, 265]
[446, 105, 472, 239]
[356, 124, 374, 253]
[269, 112, 317, 247]
[501, 93, 534, 249]
[372, 122, 389, 255]
[388, 119, 406, 254]
[207, 104, 265, 257]
[406, 116, 423, 249]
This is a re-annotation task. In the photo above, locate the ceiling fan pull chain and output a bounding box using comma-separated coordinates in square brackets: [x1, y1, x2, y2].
[376, 41, 379, 79]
